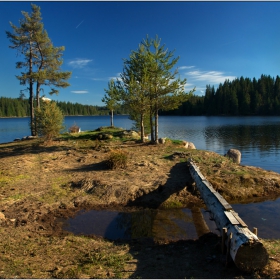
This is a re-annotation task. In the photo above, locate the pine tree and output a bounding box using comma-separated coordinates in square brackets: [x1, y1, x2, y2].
[142, 35, 194, 143]
[35, 99, 64, 141]
[102, 79, 121, 127]
[6, 4, 71, 135]
[119, 35, 194, 143]
[120, 44, 153, 142]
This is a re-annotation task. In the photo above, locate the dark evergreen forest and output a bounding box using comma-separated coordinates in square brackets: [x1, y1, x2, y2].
[2, 75, 280, 117]
[0, 97, 117, 117]
[161, 75, 280, 116]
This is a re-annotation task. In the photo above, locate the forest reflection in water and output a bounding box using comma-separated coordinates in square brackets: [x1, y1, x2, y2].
[63, 207, 220, 241]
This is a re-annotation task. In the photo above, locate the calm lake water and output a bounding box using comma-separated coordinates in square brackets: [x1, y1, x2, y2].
[2, 115, 280, 239]
[1, 115, 280, 173]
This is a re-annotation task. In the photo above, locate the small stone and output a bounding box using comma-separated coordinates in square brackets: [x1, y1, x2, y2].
[225, 149, 241, 164]
[0, 212, 6, 221]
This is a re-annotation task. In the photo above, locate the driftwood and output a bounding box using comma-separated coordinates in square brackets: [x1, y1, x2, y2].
[188, 159, 268, 272]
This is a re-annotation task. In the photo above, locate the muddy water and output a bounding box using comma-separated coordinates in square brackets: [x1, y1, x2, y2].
[63, 208, 220, 241]
[63, 197, 280, 241]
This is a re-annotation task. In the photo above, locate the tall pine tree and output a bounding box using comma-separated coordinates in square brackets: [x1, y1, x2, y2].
[6, 4, 71, 136]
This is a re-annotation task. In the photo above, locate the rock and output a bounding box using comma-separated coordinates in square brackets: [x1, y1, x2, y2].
[0, 212, 6, 225]
[159, 137, 166, 144]
[225, 149, 241, 164]
[182, 141, 196, 149]
[188, 142, 196, 149]
[27, 135, 38, 140]
[0, 212, 6, 220]
[121, 130, 140, 138]
[14, 138, 21, 142]
[129, 131, 140, 138]
[102, 134, 113, 140]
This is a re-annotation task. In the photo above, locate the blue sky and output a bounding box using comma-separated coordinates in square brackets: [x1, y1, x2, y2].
[1, 1, 280, 106]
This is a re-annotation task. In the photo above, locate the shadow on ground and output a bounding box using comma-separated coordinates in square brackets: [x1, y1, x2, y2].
[122, 233, 251, 279]
[127, 161, 197, 208]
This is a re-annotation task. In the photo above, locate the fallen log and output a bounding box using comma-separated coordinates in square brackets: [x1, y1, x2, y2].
[188, 159, 268, 272]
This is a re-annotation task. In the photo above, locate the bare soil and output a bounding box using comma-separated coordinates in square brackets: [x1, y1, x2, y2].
[1, 137, 280, 278]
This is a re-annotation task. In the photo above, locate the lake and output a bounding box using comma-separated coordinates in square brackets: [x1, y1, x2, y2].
[1, 115, 280, 173]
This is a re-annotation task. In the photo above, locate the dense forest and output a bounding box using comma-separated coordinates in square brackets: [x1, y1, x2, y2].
[162, 75, 280, 116]
[0, 97, 125, 117]
[1, 75, 280, 118]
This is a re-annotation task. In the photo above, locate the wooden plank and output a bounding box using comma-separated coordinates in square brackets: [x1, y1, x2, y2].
[213, 192, 233, 210]
[231, 211, 247, 228]
[224, 211, 240, 225]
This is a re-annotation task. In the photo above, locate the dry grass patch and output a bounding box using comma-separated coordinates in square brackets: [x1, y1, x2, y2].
[106, 149, 128, 170]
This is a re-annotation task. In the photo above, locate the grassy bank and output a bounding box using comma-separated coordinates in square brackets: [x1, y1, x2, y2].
[1, 127, 280, 278]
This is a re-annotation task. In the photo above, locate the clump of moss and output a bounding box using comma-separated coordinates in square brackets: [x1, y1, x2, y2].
[106, 149, 128, 169]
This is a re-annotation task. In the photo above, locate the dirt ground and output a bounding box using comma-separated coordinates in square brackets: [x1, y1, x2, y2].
[1, 136, 280, 278]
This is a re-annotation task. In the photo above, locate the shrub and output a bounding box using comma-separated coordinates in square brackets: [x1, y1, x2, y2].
[35, 100, 65, 141]
[106, 149, 128, 169]
[69, 123, 80, 133]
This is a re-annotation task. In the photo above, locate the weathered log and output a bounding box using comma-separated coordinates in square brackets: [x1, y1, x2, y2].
[188, 159, 268, 272]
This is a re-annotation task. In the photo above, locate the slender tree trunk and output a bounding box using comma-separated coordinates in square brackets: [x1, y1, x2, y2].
[155, 108, 159, 144]
[36, 82, 41, 109]
[150, 109, 154, 143]
[110, 109, 114, 127]
[34, 82, 42, 136]
[140, 113, 145, 143]
[29, 89, 36, 136]
[29, 49, 36, 136]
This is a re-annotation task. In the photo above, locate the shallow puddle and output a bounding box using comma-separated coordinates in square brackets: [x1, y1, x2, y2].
[233, 197, 280, 239]
[63, 197, 280, 240]
[62, 208, 220, 241]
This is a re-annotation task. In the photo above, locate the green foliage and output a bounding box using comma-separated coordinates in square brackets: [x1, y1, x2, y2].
[102, 79, 121, 127]
[106, 149, 128, 170]
[0, 97, 118, 117]
[164, 74, 280, 116]
[0, 97, 29, 117]
[119, 35, 195, 143]
[6, 4, 71, 136]
[35, 100, 65, 141]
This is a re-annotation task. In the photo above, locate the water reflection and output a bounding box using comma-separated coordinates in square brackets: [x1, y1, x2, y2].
[157, 116, 280, 173]
[204, 124, 280, 153]
[1, 116, 280, 173]
[233, 197, 280, 239]
[203, 122, 280, 172]
[63, 208, 219, 241]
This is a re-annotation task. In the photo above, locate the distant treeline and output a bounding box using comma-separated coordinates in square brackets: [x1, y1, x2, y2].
[2, 74, 280, 117]
[162, 75, 280, 116]
[0, 97, 126, 117]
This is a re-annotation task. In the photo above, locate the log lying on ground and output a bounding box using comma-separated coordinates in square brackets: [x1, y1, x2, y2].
[188, 159, 268, 272]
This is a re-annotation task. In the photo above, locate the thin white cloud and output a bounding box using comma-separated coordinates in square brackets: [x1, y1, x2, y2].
[186, 70, 236, 84]
[91, 73, 122, 82]
[71, 90, 88, 94]
[68, 59, 92, 69]
[109, 73, 122, 81]
[178, 66, 195, 70]
[92, 78, 107, 81]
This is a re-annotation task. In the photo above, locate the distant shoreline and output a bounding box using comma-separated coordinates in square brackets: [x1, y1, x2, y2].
[0, 114, 129, 119]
